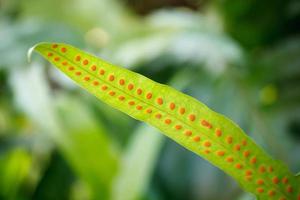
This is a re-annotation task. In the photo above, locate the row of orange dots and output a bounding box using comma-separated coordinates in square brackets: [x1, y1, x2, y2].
[50, 47, 212, 153]
[50, 44, 295, 199]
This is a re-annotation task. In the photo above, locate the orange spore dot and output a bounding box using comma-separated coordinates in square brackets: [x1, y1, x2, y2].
[146, 108, 152, 113]
[235, 163, 243, 169]
[54, 57, 60, 61]
[62, 61, 68, 66]
[243, 150, 250, 158]
[156, 98, 163, 105]
[119, 79, 125, 85]
[189, 114, 196, 122]
[245, 170, 252, 176]
[169, 102, 175, 110]
[99, 69, 105, 75]
[242, 140, 247, 146]
[101, 85, 108, 90]
[52, 44, 58, 48]
[201, 120, 212, 129]
[226, 157, 234, 163]
[282, 177, 288, 184]
[83, 59, 89, 65]
[179, 108, 185, 115]
[128, 83, 134, 90]
[47, 52, 53, 57]
[136, 105, 143, 110]
[185, 130, 192, 136]
[256, 179, 264, 185]
[272, 177, 279, 184]
[256, 188, 264, 193]
[215, 129, 222, 137]
[164, 119, 172, 124]
[268, 190, 275, 196]
[146, 93, 153, 99]
[204, 141, 211, 147]
[250, 157, 257, 164]
[175, 125, 182, 130]
[155, 113, 162, 119]
[201, 120, 207, 126]
[108, 74, 115, 81]
[217, 151, 225, 156]
[75, 55, 81, 61]
[128, 101, 135, 106]
[259, 165, 266, 173]
[91, 65, 97, 71]
[193, 136, 200, 142]
[118, 96, 125, 101]
[93, 81, 99, 86]
[68, 66, 74, 71]
[268, 166, 274, 172]
[84, 76, 90, 81]
[109, 91, 115, 96]
[234, 144, 241, 151]
[137, 88, 143, 95]
[75, 71, 81, 76]
[226, 136, 233, 144]
[61, 47, 67, 53]
[297, 195, 300, 200]
[286, 185, 293, 193]
[204, 150, 210, 154]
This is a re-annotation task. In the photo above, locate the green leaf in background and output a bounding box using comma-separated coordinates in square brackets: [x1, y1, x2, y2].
[0, 148, 32, 200]
[112, 125, 163, 200]
[9, 62, 118, 199]
[29, 42, 300, 200]
[55, 94, 119, 200]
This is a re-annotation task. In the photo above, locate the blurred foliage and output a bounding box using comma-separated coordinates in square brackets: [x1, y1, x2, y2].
[0, 0, 299, 200]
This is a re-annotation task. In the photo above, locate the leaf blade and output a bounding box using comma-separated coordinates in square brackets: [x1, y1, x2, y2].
[30, 42, 300, 200]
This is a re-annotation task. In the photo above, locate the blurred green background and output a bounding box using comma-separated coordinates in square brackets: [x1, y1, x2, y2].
[1, 0, 300, 199]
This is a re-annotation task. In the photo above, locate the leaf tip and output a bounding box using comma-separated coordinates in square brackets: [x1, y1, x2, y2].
[27, 42, 49, 62]
[27, 45, 36, 63]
